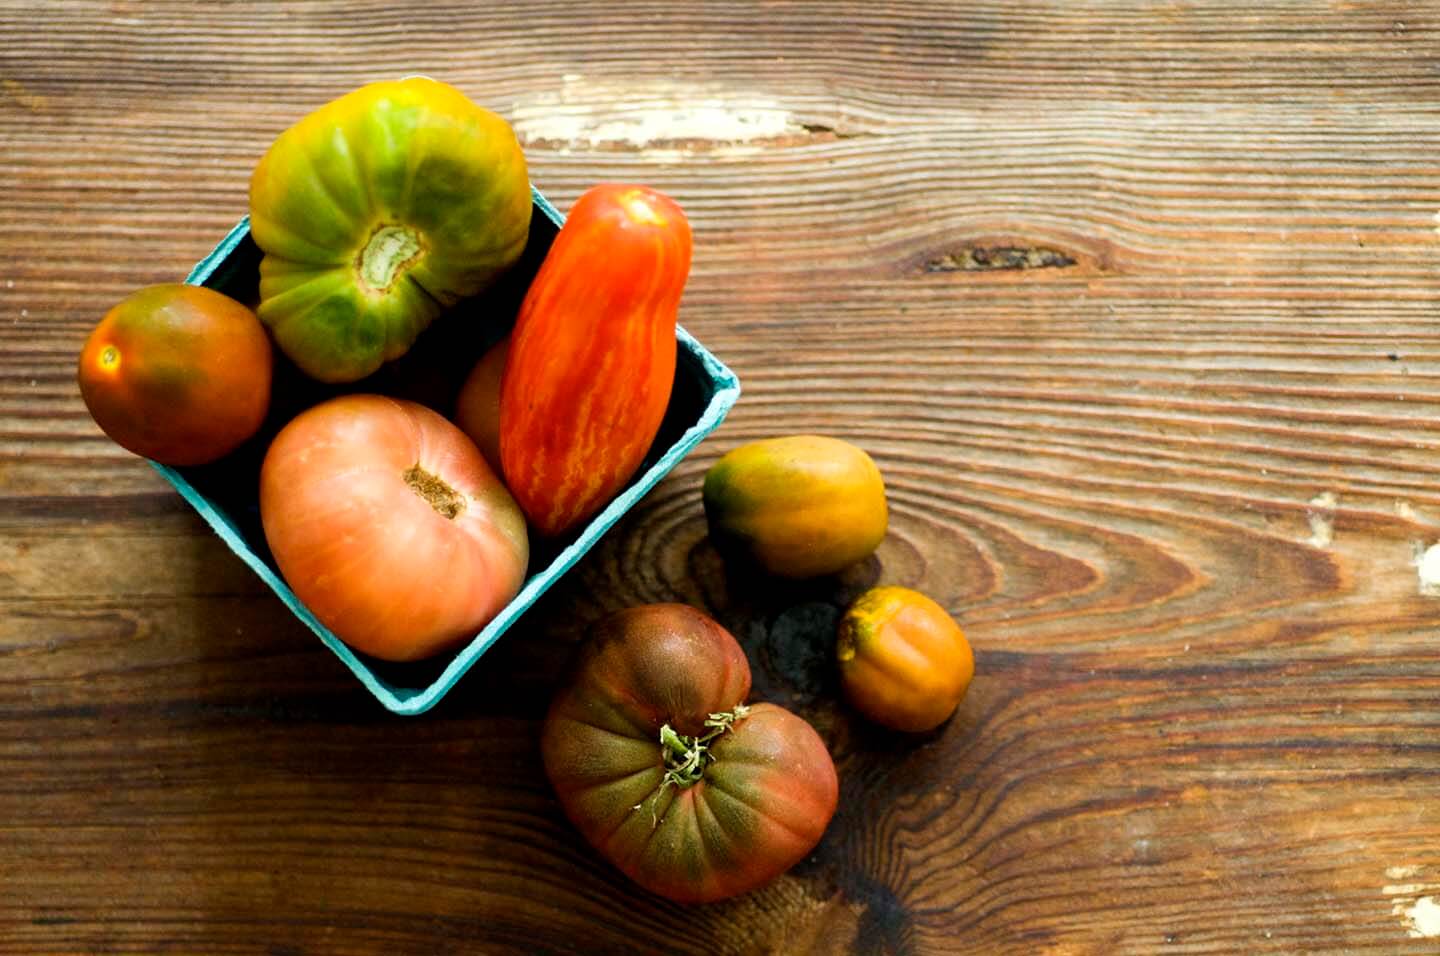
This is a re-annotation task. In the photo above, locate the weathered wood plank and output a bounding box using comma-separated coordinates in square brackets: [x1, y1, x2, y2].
[4, 1, 1440, 953]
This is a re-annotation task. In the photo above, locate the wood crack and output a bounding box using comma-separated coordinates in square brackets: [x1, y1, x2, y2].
[925, 246, 1078, 273]
[797, 121, 864, 140]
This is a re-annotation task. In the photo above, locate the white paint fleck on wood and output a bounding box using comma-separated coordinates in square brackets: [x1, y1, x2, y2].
[1383, 870, 1440, 938]
[510, 76, 808, 151]
[1306, 491, 1337, 548]
[1399, 896, 1440, 939]
[1417, 543, 1440, 596]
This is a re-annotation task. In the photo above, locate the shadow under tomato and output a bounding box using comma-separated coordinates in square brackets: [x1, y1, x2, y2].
[688, 541, 882, 710]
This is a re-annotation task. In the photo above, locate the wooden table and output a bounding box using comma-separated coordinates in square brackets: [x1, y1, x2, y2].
[5, 3, 1439, 953]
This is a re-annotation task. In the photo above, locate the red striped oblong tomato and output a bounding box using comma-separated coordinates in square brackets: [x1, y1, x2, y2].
[498, 184, 692, 538]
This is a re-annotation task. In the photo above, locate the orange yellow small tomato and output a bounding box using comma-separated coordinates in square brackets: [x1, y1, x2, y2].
[836, 585, 974, 732]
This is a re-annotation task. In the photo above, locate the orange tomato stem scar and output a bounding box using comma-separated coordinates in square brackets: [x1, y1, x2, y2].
[402, 463, 466, 519]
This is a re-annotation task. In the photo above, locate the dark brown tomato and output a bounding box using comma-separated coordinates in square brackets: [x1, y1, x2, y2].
[540, 604, 839, 903]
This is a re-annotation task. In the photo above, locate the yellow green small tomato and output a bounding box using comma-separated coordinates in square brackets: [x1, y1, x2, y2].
[702, 434, 887, 579]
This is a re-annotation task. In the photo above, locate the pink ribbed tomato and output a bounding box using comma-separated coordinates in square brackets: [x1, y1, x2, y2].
[259, 394, 528, 662]
[542, 604, 838, 903]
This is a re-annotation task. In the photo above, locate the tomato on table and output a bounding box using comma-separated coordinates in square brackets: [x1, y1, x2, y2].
[249, 77, 532, 383]
[259, 394, 528, 662]
[541, 604, 838, 903]
[77, 283, 273, 466]
[703, 434, 888, 579]
[837, 586, 974, 732]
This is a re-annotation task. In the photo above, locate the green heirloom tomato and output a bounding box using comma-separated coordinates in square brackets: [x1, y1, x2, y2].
[249, 77, 532, 382]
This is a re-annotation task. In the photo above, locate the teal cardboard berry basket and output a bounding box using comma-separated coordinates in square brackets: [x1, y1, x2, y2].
[152, 187, 740, 715]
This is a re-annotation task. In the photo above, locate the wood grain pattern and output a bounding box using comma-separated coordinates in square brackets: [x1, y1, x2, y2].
[4, 1, 1440, 953]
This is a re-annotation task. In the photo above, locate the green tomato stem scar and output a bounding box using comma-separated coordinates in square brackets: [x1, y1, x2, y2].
[357, 224, 425, 295]
[403, 463, 466, 519]
[98, 345, 121, 372]
[631, 704, 751, 828]
[660, 704, 750, 789]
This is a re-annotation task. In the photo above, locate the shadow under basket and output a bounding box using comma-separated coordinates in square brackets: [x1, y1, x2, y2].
[153, 187, 740, 715]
